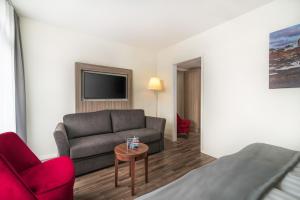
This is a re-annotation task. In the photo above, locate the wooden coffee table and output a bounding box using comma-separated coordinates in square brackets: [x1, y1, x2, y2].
[114, 143, 149, 195]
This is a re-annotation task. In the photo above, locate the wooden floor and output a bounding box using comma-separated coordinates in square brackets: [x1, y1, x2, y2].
[74, 133, 215, 200]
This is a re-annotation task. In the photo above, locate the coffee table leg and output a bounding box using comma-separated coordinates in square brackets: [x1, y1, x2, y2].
[131, 158, 135, 195]
[115, 158, 118, 187]
[129, 162, 131, 177]
[145, 154, 148, 183]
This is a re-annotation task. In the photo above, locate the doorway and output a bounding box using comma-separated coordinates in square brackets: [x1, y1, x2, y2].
[174, 57, 202, 142]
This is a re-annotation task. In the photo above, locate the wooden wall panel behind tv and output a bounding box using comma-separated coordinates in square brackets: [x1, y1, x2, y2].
[75, 62, 133, 113]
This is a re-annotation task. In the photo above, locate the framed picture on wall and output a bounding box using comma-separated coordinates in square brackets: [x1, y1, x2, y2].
[269, 24, 300, 89]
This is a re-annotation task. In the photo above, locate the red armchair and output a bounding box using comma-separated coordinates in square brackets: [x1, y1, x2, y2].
[177, 114, 191, 138]
[0, 132, 75, 200]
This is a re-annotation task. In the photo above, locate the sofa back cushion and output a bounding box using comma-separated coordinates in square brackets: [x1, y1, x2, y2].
[111, 109, 145, 132]
[63, 110, 112, 139]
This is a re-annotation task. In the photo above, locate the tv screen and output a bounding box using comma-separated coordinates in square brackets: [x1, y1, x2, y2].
[82, 71, 127, 100]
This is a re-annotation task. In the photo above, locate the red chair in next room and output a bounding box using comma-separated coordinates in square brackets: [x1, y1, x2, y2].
[177, 114, 191, 138]
[0, 132, 75, 200]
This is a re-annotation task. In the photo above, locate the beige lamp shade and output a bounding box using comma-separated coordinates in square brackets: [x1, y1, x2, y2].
[148, 77, 163, 91]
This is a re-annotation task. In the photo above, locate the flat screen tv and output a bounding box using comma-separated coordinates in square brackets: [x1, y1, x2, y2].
[82, 71, 127, 100]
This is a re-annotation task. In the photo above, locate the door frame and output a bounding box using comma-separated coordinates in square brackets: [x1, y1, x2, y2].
[172, 57, 204, 151]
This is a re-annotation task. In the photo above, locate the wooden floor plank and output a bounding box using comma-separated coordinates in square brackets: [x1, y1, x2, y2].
[74, 133, 215, 200]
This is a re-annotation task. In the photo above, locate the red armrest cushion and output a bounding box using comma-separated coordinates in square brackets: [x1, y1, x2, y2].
[20, 156, 75, 195]
[0, 155, 36, 200]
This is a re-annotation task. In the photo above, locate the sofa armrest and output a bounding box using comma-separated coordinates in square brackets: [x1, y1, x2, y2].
[53, 123, 70, 156]
[146, 116, 166, 136]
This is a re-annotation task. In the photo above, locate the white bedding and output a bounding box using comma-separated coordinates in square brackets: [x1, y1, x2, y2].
[264, 162, 300, 200]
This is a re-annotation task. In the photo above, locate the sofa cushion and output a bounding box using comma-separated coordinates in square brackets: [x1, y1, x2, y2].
[116, 128, 161, 144]
[20, 156, 74, 195]
[63, 110, 112, 139]
[69, 134, 123, 159]
[111, 109, 145, 132]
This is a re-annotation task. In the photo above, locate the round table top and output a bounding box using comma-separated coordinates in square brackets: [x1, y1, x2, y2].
[114, 143, 149, 157]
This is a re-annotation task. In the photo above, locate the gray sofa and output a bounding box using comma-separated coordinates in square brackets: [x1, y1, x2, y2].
[53, 109, 166, 176]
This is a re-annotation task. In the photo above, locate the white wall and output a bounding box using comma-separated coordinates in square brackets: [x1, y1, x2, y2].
[21, 18, 157, 159]
[157, 0, 300, 157]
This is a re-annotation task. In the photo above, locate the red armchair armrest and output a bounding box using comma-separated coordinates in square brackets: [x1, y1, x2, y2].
[0, 155, 36, 200]
[0, 132, 75, 200]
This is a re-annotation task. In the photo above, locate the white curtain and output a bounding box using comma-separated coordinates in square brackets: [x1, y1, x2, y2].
[0, 0, 16, 133]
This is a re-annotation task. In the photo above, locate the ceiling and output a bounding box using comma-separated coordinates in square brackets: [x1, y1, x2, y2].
[12, 0, 274, 50]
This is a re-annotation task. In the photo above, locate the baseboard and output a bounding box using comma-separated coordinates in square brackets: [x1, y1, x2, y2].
[38, 153, 58, 161]
[201, 149, 219, 159]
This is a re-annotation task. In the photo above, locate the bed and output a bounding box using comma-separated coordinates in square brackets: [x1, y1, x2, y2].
[136, 143, 300, 200]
